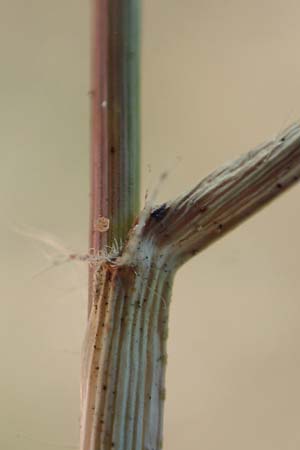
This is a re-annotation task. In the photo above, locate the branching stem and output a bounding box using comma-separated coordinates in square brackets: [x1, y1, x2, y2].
[84, 2, 300, 449]
[142, 124, 300, 266]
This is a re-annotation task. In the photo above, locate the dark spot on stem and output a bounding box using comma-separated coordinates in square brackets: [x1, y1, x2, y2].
[150, 203, 168, 221]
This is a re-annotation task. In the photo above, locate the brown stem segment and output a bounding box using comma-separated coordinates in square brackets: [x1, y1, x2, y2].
[89, 0, 141, 314]
[90, 0, 109, 256]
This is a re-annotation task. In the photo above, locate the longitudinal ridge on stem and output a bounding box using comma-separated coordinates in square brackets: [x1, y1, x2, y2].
[81, 242, 174, 450]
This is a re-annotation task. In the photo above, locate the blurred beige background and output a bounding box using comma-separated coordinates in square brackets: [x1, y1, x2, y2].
[1, 1, 300, 449]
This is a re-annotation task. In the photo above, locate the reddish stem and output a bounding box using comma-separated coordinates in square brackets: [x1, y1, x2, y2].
[89, 0, 110, 313]
[89, 0, 141, 314]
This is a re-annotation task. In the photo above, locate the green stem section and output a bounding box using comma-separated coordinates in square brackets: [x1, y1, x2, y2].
[89, 0, 141, 312]
[119, 0, 141, 236]
[110, 0, 141, 240]
[81, 252, 174, 450]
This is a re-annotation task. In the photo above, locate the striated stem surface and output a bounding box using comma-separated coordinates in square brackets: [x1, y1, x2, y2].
[143, 124, 300, 265]
[81, 243, 174, 450]
[82, 123, 300, 450]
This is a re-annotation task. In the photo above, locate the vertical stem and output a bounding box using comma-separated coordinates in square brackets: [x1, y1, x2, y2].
[89, 0, 141, 313]
[80, 252, 175, 450]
